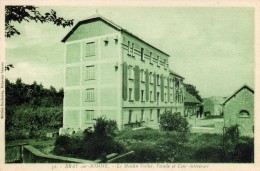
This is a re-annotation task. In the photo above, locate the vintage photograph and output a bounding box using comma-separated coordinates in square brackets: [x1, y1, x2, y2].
[2, 1, 257, 165]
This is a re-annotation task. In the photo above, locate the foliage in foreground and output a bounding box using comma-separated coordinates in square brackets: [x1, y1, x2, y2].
[53, 116, 124, 160]
[223, 124, 254, 163]
[159, 111, 190, 132]
[6, 78, 63, 140]
[5, 6, 74, 38]
[115, 127, 253, 163]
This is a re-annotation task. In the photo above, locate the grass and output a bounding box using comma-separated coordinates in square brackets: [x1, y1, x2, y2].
[115, 128, 224, 163]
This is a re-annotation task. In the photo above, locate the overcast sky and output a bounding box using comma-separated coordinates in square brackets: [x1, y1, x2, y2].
[5, 6, 254, 98]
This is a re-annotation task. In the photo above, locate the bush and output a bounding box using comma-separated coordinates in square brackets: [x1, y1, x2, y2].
[232, 137, 254, 162]
[223, 125, 254, 163]
[159, 111, 190, 132]
[53, 116, 124, 160]
[6, 106, 62, 140]
[116, 128, 188, 163]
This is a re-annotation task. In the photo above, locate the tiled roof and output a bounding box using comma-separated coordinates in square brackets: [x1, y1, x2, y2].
[184, 92, 201, 104]
[61, 14, 170, 57]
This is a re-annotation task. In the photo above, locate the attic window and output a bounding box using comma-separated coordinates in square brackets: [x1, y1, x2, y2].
[238, 110, 250, 118]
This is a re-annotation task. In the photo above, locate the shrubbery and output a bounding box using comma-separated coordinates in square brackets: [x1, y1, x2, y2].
[6, 106, 62, 140]
[53, 116, 124, 160]
[116, 128, 188, 162]
[159, 111, 190, 132]
[223, 125, 254, 162]
[5, 78, 63, 140]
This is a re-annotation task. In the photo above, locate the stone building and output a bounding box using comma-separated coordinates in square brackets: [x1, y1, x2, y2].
[223, 85, 254, 137]
[59, 14, 185, 133]
[203, 96, 226, 116]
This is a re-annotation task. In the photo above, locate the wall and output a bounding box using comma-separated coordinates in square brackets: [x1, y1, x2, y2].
[23, 145, 98, 163]
[121, 32, 185, 128]
[62, 19, 121, 132]
[224, 88, 254, 137]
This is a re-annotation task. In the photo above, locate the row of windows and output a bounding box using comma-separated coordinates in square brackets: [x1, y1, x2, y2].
[128, 88, 183, 103]
[128, 65, 180, 88]
[128, 109, 161, 123]
[127, 41, 168, 69]
[84, 88, 182, 103]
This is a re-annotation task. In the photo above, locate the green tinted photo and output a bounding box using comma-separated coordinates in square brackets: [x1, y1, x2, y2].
[4, 6, 254, 163]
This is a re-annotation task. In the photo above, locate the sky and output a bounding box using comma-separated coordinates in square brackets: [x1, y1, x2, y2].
[5, 6, 255, 98]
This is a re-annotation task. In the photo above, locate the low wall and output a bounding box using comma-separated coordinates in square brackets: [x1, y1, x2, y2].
[23, 145, 99, 163]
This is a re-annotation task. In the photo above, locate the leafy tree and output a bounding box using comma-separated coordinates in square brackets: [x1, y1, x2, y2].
[183, 83, 203, 102]
[5, 6, 74, 38]
[5, 78, 64, 140]
[5, 6, 74, 70]
[159, 111, 190, 132]
[5, 64, 14, 71]
[53, 116, 123, 160]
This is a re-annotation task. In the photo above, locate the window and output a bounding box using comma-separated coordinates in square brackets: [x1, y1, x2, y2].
[150, 109, 153, 121]
[150, 91, 153, 102]
[149, 72, 153, 84]
[129, 110, 132, 123]
[169, 79, 173, 88]
[141, 48, 144, 61]
[140, 70, 145, 83]
[150, 52, 153, 64]
[164, 59, 167, 69]
[128, 66, 134, 80]
[141, 90, 144, 101]
[132, 43, 135, 57]
[141, 109, 144, 121]
[86, 42, 95, 57]
[157, 56, 160, 67]
[85, 66, 95, 80]
[165, 93, 167, 102]
[170, 94, 173, 102]
[157, 75, 160, 85]
[180, 91, 183, 103]
[85, 88, 94, 102]
[239, 110, 250, 118]
[164, 78, 167, 87]
[175, 90, 179, 103]
[127, 41, 130, 55]
[129, 88, 133, 101]
[85, 110, 94, 122]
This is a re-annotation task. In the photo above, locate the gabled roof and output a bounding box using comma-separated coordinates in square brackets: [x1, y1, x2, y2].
[61, 14, 170, 57]
[223, 84, 254, 105]
[184, 92, 201, 104]
[169, 69, 185, 79]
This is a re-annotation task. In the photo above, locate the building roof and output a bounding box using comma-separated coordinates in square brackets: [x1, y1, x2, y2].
[61, 14, 170, 57]
[169, 69, 184, 79]
[184, 92, 201, 104]
[223, 84, 254, 105]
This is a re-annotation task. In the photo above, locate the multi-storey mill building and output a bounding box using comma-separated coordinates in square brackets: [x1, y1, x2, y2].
[59, 14, 185, 134]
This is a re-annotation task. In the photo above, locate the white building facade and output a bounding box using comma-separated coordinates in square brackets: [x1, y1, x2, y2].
[60, 14, 185, 134]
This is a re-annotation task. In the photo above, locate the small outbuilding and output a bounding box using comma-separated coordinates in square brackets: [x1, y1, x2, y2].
[203, 96, 226, 116]
[223, 85, 254, 137]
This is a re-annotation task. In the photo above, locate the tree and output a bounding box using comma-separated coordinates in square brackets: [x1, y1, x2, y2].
[159, 111, 190, 132]
[183, 83, 203, 102]
[5, 6, 74, 38]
